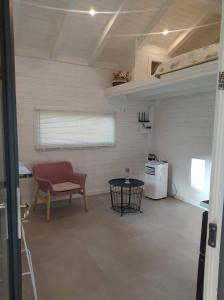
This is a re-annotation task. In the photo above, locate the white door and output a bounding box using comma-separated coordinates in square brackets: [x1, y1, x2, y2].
[203, 1, 224, 299]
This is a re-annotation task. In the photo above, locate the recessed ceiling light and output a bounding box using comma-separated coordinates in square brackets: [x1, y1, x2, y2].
[89, 8, 96, 16]
[163, 29, 168, 36]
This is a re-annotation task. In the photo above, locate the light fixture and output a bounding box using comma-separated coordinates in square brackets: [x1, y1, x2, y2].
[89, 8, 96, 16]
[163, 29, 168, 36]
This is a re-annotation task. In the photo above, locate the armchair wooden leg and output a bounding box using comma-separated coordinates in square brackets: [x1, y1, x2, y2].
[33, 187, 39, 211]
[69, 193, 72, 204]
[46, 190, 51, 221]
[83, 189, 88, 211]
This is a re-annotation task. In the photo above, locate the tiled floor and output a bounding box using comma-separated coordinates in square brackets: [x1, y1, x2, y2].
[23, 194, 202, 300]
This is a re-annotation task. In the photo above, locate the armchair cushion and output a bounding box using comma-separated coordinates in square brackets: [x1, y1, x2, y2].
[52, 182, 81, 193]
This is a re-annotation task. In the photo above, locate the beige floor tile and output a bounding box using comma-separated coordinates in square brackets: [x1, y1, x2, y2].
[23, 195, 202, 300]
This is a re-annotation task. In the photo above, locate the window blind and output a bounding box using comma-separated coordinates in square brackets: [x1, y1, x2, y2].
[35, 110, 116, 149]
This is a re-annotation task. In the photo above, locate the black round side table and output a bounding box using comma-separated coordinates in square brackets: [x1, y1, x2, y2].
[108, 178, 144, 216]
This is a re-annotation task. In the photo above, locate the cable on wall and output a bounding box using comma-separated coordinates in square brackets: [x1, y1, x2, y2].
[113, 22, 220, 37]
[168, 182, 178, 198]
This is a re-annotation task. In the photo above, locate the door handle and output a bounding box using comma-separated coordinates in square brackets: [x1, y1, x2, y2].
[1, 189, 28, 240]
[20, 203, 30, 221]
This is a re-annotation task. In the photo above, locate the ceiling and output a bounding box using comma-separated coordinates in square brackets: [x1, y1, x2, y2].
[13, 0, 221, 69]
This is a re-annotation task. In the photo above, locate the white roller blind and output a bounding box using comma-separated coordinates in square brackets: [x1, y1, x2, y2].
[35, 110, 116, 149]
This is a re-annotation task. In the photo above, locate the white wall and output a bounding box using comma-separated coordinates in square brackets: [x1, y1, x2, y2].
[15, 56, 150, 203]
[150, 92, 216, 206]
[118, 41, 137, 78]
[16, 55, 215, 207]
[134, 45, 169, 81]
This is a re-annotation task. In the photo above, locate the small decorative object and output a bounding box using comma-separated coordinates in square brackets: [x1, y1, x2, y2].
[112, 71, 130, 86]
[125, 168, 130, 184]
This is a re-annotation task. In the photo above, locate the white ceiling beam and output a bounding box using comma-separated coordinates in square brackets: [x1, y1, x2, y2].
[168, 13, 213, 57]
[88, 1, 125, 66]
[56, 55, 120, 70]
[137, 0, 175, 50]
[50, 3, 73, 60]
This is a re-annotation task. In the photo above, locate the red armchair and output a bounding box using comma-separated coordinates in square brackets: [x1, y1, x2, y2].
[32, 161, 87, 221]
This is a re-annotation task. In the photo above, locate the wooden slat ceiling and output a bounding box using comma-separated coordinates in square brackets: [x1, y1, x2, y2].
[145, 0, 221, 57]
[172, 13, 221, 56]
[13, 0, 221, 67]
[99, 0, 169, 62]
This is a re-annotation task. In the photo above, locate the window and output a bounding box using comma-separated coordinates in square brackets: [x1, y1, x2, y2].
[151, 61, 161, 75]
[35, 110, 116, 150]
[191, 158, 206, 191]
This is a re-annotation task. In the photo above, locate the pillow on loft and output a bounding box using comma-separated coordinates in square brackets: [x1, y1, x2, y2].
[170, 61, 180, 70]
[203, 43, 219, 62]
[155, 43, 219, 76]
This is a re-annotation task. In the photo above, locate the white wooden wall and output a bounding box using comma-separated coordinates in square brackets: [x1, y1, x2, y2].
[134, 45, 169, 81]
[15, 55, 215, 207]
[15, 56, 150, 203]
[150, 92, 216, 206]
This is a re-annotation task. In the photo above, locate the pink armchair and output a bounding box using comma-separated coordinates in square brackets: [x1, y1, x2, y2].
[32, 161, 87, 221]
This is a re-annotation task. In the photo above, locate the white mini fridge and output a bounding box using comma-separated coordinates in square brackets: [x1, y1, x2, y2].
[144, 161, 168, 199]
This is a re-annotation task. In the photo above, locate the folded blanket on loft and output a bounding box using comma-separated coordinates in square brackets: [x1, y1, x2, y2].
[155, 43, 219, 77]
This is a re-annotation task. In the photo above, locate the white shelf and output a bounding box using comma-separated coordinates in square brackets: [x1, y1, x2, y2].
[138, 123, 152, 134]
[105, 62, 218, 101]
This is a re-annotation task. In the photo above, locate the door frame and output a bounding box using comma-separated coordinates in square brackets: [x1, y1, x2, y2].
[0, 0, 21, 299]
[203, 1, 224, 299]
[218, 208, 224, 298]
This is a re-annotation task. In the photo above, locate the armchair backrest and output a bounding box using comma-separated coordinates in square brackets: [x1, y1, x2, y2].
[33, 161, 74, 184]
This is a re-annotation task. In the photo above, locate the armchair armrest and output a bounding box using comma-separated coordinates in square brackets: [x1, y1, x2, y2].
[72, 172, 87, 189]
[36, 177, 52, 193]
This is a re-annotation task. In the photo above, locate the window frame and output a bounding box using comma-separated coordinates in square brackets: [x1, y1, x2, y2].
[34, 109, 117, 151]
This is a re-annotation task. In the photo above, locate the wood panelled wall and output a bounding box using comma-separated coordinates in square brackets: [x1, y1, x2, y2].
[15, 55, 216, 207]
[150, 92, 216, 206]
[15, 56, 150, 203]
